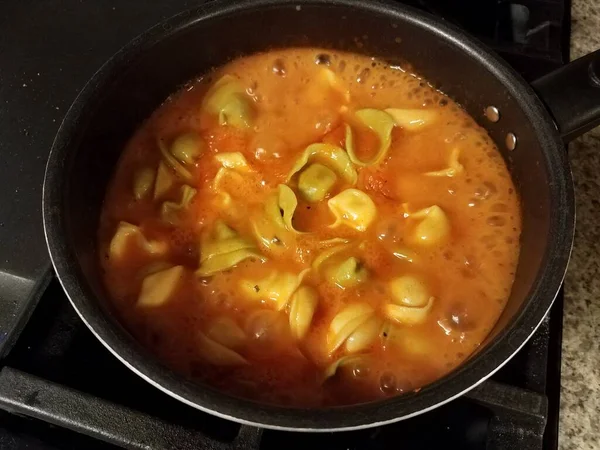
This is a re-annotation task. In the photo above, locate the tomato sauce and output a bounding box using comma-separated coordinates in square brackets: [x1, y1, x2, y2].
[98, 48, 521, 407]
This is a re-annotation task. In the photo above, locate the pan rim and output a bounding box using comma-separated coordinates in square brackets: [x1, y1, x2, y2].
[42, 0, 575, 431]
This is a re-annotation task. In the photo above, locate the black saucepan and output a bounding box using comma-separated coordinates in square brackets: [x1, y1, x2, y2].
[42, 0, 600, 431]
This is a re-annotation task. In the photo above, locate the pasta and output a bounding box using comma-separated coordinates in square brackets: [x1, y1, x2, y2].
[153, 162, 175, 199]
[239, 268, 309, 311]
[202, 75, 254, 128]
[99, 48, 521, 407]
[170, 132, 204, 165]
[132, 167, 155, 200]
[243, 309, 292, 355]
[328, 189, 377, 231]
[326, 257, 368, 289]
[214, 152, 251, 170]
[323, 354, 370, 381]
[196, 221, 264, 277]
[384, 108, 438, 130]
[269, 185, 300, 232]
[288, 143, 358, 185]
[312, 243, 352, 270]
[206, 316, 247, 349]
[138, 265, 184, 307]
[288, 285, 319, 340]
[344, 109, 395, 166]
[197, 332, 248, 366]
[404, 204, 451, 246]
[158, 139, 193, 181]
[211, 152, 254, 209]
[389, 275, 432, 307]
[298, 163, 337, 202]
[252, 184, 303, 256]
[109, 222, 167, 259]
[327, 304, 378, 354]
[385, 298, 435, 325]
[160, 185, 197, 225]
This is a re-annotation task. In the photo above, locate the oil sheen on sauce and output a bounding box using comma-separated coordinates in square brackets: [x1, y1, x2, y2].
[98, 48, 521, 407]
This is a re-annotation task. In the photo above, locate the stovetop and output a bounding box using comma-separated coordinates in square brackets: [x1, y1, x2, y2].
[0, 0, 570, 449]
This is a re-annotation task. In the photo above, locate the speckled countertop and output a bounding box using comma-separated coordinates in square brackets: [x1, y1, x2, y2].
[559, 1, 600, 449]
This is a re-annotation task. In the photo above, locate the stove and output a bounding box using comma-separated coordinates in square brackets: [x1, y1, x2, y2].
[0, 0, 570, 449]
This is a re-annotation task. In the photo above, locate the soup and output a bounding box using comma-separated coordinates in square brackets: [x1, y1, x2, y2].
[98, 48, 520, 407]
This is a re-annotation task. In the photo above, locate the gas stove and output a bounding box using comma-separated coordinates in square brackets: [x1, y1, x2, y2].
[0, 1, 570, 449]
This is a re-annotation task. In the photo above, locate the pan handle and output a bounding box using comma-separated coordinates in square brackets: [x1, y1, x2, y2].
[531, 49, 600, 143]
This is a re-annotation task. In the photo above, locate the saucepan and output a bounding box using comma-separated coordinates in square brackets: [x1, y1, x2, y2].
[42, 0, 600, 431]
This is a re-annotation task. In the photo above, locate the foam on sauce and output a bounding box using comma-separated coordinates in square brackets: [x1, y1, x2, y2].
[99, 48, 521, 407]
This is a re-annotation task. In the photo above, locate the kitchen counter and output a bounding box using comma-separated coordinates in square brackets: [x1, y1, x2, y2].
[560, 1, 600, 449]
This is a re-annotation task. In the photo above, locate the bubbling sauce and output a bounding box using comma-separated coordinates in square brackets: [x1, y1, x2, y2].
[98, 48, 521, 407]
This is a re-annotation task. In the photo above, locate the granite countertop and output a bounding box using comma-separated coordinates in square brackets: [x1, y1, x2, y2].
[560, 1, 600, 449]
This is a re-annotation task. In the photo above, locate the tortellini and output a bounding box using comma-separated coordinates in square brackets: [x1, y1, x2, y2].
[158, 139, 193, 181]
[385, 301, 434, 326]
[215, 152, 251, 170]
[384, 108, 438, 131]
[345, 315, 382, 354]
[252, 220, 290, 256]
[314, 244, 367, 289]
[328, 189, 377, 232]
[344, 109, 395, 166]
[202, 75, 254, 128]
[157, 133, 204, 186]
[132, 167, 155, 200]
[196, 221, 263, 277]
[137, 261, 173, 281]
[288, 285, 319, 340]
[312, 243, 353, 270]
[268, 184, 299, 232]
[197, 332, 248, 366]
[160, 185, 197, 225]
[326, 257, 368, 289]
[323, 354, 369, 381]
[252, 185, 302, 255]
[244, 309, 292, 354]
[109, 222, 167, 260]
[425, 148, 464, 177]
[171, 132, 205, 165]
[327, 303, 381, 355]
[138, 265, 184, 307]
[298, 163, 337, 202]
[385, 275, 435, 325]
[206, 316, 247, 350]
[154, 162, 175, 199]
[389, 275, 432, 307]
[288, 143, 358, 186]
[212, 152, 252, 208]
[240, 268, 309, 311]
[405, 205, 451, 246]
